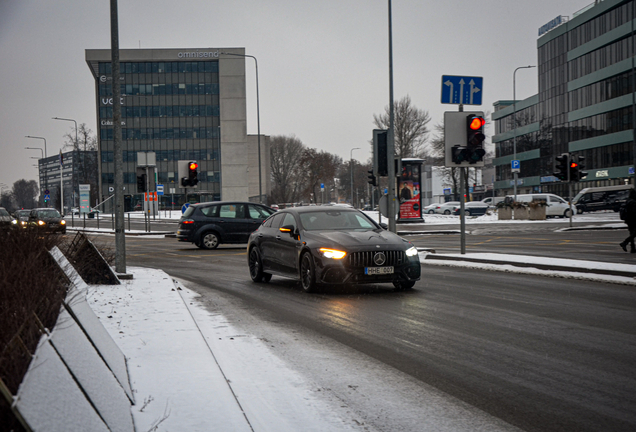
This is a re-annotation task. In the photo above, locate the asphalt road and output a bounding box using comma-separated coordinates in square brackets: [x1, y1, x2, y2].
[84, 233, 636, 432]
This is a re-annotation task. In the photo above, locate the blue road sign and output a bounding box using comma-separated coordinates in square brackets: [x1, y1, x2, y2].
[44, 194, 50, 201]
[320, 183, 324, 191]
[441, 75, 483, 105]
[511, 160, 520, 172]
[157, 184, 164, 195]
[181, 203, 190, 214]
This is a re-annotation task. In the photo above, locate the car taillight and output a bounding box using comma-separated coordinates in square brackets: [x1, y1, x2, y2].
[181, 219, 194, 224]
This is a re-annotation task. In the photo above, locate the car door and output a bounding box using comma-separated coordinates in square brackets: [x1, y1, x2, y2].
[259, 212, 286, 272]
[216, 203, 251, 243]
[269, 212, 301, 275]
[247, 204, 273, 235]
[547, 195, 568, 216]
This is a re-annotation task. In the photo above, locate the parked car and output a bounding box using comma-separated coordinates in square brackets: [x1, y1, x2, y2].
[434, 201, 460, 215]
[572, 185, 632, 213]
[452, 201, 490, 216]
[247, 206, 421, 292]
[177, 201, 275, 249]
[481, 197, 505, 208]
[505, 193, 575, 218]
[423, 203, 439, 214]
[0, 207, 13, 230]
[12, 209, 31, 228]
[28, 208, 66, 233]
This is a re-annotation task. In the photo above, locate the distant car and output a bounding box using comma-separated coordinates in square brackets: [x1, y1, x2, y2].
[177, 201, 276, 249]
[434, 201, 460, 215]
[246, 206, 421, 292]
[0, 207, 13, 230]
[28, 208, 66, 234]
[270, 204, 280, 211]
[423, 203, 439, 214]
[452, 201, 490, 216]
[70, 207, 80, 215]
[12, 209, 31, 229]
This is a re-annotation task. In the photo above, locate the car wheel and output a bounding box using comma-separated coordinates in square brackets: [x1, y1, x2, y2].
[465, 210, 471, 216]
[200, 232, 220, 249]
[300, 252, 318, 293]
[444, 210, 451, 215]
[248, 248, 265, 282]
[393, 280, 415, 290]
[428, 210, 435, 214]
[563, 209, 572, 218]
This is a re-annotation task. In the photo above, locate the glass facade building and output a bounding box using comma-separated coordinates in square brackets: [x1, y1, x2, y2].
[86, 48, 260, 209]
[492, 0, 635, 198]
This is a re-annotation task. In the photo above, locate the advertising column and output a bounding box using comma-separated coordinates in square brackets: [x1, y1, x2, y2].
[397, 159, 424, 223]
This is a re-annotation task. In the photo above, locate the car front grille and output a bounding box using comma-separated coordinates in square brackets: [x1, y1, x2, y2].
[348, 250, 406, 267]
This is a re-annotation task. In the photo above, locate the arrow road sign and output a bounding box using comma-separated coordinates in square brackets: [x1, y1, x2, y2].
[441, 75, 483, 105]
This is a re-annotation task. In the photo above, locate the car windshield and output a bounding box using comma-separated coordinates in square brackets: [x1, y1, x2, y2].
[299, 210, 377, 231]
[0, 209, 9, 217]
[36, 210, 61, 218]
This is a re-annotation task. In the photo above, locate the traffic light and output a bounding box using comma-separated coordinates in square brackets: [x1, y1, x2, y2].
[553, 153, 570, 181]
[367, 169, 377, 186]
[188, 161, 199, 186]
[137, 172, 147, 192]
[466, 114, 486, 163]
[570, 155, 588, 182]
[451, 145, 470, 164]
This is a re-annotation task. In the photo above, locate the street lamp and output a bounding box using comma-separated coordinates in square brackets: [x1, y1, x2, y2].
[25, 144, 46, 205]
[52, 117, 78, 150]
[350, 147, 360, 208]
[220, 51, 262, 203]
[25, 136, 47, 158]
[512, 65, 536, 201]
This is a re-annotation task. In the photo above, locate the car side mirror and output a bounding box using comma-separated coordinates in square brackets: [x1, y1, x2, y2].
[279, 225, 295, 235]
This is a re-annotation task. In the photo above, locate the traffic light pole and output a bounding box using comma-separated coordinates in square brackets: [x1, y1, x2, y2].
[460, 167, 466, 254]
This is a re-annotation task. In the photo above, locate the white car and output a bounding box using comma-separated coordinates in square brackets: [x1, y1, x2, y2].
[423, 203, 439, 214]
[434, 201, 460, 215]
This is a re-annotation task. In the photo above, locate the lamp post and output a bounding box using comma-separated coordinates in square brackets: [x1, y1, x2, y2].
[220, 51, 262, 203]
[52, 117, 78, 150]
[512, 65, 536, 201]
[25, 136, 47, 158]
[25, 146, 46, 204]
[350, 147, 360, 208]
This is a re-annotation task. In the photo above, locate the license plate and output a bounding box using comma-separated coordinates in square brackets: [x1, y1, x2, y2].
[365, 266, 394, 275]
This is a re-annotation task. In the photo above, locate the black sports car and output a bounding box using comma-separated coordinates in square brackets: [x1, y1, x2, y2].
[247, 206, 421, 292]
[28, 208, 66, 234]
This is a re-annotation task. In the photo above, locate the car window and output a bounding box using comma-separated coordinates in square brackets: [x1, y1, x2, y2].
[550, 196, 566, 204]
[248, 204, 272, 219]
[183, 206, 198, 217]
[269, 213, 285, 229]
[0, 208, 9, 217]
[300, 210, 375, 231]
[218, 204, 245, 219]
[199, 205, 217, 217]
[37, 210, 61, 218]
[281, 213, 297, 230]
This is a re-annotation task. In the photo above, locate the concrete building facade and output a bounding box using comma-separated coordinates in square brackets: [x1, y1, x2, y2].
[85, 47, 268, 208]
[492, 0, 635, 198]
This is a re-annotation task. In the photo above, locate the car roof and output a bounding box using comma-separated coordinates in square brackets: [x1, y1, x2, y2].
[190, 201, 270, 208]
[276, 205, 360, 214]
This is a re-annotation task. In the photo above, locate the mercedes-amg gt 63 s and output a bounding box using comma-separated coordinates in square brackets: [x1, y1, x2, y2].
[247, 206, 421, 292]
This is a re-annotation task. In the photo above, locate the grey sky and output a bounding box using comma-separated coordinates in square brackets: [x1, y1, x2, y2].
[0, 0, 589, 191]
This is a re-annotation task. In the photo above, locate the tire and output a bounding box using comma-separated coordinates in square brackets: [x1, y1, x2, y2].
[444, 210, 451, 215]
[563, 209, 572, 218]
[428, 210, 435, 214]
[248, 248, 265, 282]
[300, 252, 318, 293]
[200, 232, 220, 249]
[393, 280, 415, 290]
[465, 210, 471, 216]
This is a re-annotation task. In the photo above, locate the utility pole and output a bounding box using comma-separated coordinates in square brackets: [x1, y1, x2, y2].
[110, 0, 126, 274]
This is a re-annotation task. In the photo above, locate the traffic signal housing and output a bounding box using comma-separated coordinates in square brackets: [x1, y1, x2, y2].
[188, 161, 199, 186]
[136, 167, 147, 192]
[367, 169, 377, 186]
[466, 114, 486, 163]
[444, 111, 486, 167]
[553, 153, 570, 181]
[570, 155, 588, 182]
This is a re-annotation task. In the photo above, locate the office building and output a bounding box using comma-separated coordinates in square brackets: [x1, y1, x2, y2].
[85, 47, 269, 209]
[492, 0, 635, 197]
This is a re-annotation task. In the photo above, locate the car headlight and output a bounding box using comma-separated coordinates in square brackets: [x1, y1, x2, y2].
[38, 220, 46, 226]
[60, 220, 66, 225]
[405, 246, 418, 257]
[11, 220, 17, 225]
[319, 248, 347, 259]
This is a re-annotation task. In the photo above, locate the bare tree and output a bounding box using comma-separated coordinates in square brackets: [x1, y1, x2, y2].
[373, 95, 431, 159]
[270, 135, 306, 204]
[12, 180, 39, 209]
[62, 123, 98, 152]
[300, 149, 341, 204]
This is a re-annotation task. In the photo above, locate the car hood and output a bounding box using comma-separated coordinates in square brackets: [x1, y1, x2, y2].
[302, 229, 408, 250]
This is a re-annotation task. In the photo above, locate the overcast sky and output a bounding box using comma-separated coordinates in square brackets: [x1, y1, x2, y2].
[0, 0, 590, 192]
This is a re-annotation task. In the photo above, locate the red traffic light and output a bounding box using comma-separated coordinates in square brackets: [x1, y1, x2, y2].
[570, 162, 578, 168]
[468, 116, 485, 130]
[188, 162, 198, 170]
